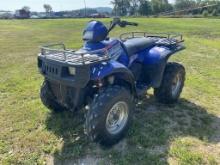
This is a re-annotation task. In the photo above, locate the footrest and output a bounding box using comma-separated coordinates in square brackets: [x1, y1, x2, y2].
[136, 83, 149, 97]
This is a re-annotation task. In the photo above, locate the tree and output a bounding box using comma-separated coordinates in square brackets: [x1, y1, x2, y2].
[174, 0, 196, 10]
[151, 0, 172, 14]
[111, 0, 130, 16]
[207, 0, 220, 16]
[161, 0, 173, 12]
[43, 4, 53, 16]
[15, 6, 31, 19]
[22, 6, 30, 12]
[129, 0, 140, 15]
[139, 0, 152, 16]
[111, 0, 174, 16]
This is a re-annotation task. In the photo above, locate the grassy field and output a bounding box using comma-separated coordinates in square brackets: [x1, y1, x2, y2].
[0, 18, 220, 165]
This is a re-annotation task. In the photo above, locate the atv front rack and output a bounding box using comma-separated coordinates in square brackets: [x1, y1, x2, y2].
[40, 43, 110, 65]
[120, 32, 184, 47]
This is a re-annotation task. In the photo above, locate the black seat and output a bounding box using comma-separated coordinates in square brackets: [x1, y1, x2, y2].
[123, 37, 156, 56]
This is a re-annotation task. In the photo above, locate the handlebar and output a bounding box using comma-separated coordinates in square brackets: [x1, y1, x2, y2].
[107, 18, 138, 34]
[122, 21, 138, 27]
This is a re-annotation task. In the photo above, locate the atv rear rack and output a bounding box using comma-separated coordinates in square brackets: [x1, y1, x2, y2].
[40, 43, 110, 65]
[120, 32, 184, 47]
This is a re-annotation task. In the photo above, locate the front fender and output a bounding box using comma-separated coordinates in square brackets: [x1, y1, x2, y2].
[90, 60, 136, 94]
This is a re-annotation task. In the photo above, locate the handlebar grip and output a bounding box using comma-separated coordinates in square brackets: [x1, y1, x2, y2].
[126, 22, 138, 26]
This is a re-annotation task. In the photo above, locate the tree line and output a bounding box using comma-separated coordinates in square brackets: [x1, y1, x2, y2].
[111, 0, 220, 16]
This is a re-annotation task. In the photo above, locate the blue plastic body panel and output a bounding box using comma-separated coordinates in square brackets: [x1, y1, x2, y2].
[90, 60, 130, 80]
[85, 39, 131, 81]
[127, 46, 172, 64]
[144, 46, 172, 64]
[82, 38, 179, 88]
[83, 21, 108, 42]
[140, 46, 172, 87]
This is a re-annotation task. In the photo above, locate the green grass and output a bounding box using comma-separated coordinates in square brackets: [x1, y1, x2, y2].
[0, 18, 220, 164]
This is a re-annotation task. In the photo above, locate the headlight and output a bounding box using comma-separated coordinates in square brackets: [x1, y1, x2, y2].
[68, 67, 76, 75]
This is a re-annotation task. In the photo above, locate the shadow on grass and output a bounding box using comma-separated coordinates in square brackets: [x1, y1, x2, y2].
[45, 96, 220, 164]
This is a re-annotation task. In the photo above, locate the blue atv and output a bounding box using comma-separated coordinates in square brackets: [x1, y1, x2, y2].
[38, 18, 185, 145]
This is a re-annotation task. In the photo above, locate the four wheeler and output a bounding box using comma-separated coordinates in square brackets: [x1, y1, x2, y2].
[38, 18, 186, 145]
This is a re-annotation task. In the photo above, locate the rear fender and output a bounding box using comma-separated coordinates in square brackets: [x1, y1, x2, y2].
[142, 46, 183, 88]
[90, 60, 136, 95]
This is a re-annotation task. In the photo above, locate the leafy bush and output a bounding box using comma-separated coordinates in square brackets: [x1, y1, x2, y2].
[202, 10, 209, 17]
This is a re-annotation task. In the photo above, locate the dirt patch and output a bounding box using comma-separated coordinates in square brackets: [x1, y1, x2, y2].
[47, 155, 104, 165]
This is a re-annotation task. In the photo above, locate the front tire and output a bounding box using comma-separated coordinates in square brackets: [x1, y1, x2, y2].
[154, 62, 185, 104]
[40, 80, 65, 112]
[85, 86, 134, 146]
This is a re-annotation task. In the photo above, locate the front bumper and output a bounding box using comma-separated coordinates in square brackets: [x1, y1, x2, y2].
[38, 55, 90, 88]
[38, 55, 91, 110]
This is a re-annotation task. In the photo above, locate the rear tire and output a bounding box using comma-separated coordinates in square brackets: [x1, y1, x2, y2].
[40, 80, 65, 112]
[85, 86, 134, 146]
[154, 62, 185, 104]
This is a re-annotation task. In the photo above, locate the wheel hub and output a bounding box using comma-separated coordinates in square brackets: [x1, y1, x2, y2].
[171, 73, 182, 97]
[106, 101, 129, 135]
